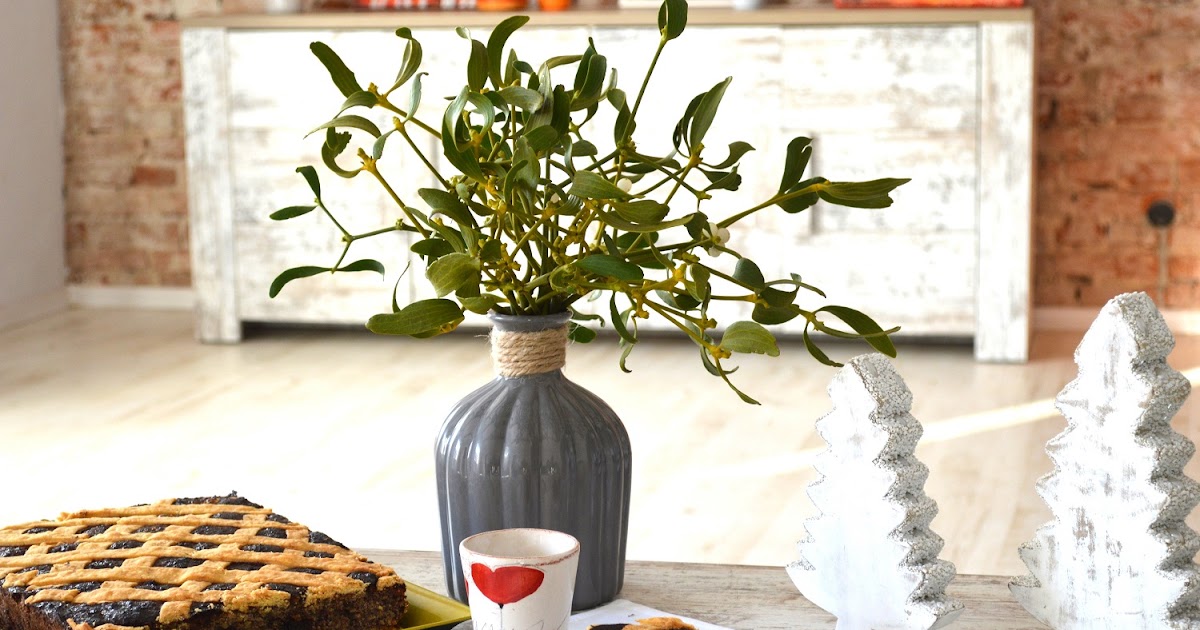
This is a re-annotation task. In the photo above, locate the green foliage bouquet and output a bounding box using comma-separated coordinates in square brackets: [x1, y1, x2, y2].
[270, 0, 907, 403]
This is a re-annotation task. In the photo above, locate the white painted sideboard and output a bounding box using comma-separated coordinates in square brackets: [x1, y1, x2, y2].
[181, 7, 1033, 361]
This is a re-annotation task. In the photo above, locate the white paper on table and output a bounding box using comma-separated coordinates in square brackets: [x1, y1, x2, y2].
[568, 599, 733, 630]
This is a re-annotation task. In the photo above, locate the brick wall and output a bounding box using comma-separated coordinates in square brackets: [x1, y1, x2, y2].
[60, 0, 261, 286]
[1035, 1, 1200, 308]
[60, 1, 1200, 308]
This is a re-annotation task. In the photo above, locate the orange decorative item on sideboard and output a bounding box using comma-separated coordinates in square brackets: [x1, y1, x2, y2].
[351, 0, 457, 8]
[475, 0, 528, 9]
[835, 0, 1023, 6]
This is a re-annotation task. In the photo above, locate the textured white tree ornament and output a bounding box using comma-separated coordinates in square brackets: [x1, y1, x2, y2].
[1010, 291, 1200, 629]
[787, 353, 964, 630]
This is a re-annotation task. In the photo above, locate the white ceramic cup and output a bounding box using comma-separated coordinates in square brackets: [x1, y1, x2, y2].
[459, 528, 580, 630]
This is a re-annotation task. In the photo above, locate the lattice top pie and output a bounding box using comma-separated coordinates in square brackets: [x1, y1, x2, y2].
[0, 494, 407, 630]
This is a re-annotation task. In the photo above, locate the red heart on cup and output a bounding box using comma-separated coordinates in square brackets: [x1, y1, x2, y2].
[470, 563, 545, 606]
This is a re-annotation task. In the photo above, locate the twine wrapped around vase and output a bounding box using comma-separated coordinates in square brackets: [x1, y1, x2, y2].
[490, 326, 568, 377]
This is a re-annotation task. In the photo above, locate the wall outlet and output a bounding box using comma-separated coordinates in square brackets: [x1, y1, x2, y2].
[1147, 200, 1176, 228]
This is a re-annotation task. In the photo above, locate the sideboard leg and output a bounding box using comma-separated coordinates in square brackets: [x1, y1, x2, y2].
[183, 27, 241, 344]
[976, 21, 1034, 363]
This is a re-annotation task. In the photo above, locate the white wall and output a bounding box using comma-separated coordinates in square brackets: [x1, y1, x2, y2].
[0, 3, 66, 327]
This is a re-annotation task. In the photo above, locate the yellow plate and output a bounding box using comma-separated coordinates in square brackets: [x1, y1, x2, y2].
[403, 580, 472, 630]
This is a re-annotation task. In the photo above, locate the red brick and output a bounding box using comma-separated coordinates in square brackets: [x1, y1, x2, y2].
[1134, 36, 1200, 74]
[69, 0, 137, 23]
[68, 132, 139, 163]
[152, 249, 193, 286]
[1181, 160, 1200, 191]
[135, 133, 186, 161]
[1038, 128, 1090, 162]
[1036, 93, 1055, 129]
[1179, 98, 1200, 127]
[161, 271, 191, 286]
[1063, 159, 1174, 192]
[148, 19, 180, 43]
[1114, 94, 1171, 124]
[1036, 160, 1069, 197]
[1040, 250, 1112, 278]
[66, 185, 123, 216]
[1077, 277, 1158, 307]
[69, 159, 134, 189]
[129, 165, 176, 187]
[1154, 7, 1200, 39]
[126, 107, 181, 136]
[1037, 90, 1114, 128]
[173, 0, 223, 18]
[1063, 190, 1150, 223]
[1036, 188, 1082, 218]
[1036, 268, 1155, 308]
[122, 53, 178, 81]
[1055, 97, 1113, 127]
[1041, 213, 1111, 248]
[1049, 283, 1087, 313]
[86, 23, 117, 46]
[1093, 125, 1199, 161]
[1037, 68, 1079, 94]
[1034, 277, 1076, 307]
[1107, 220, 1160, 249]
[1169, 255, 1200, 279]
[1034, 216, 1060, 253]
[136, 0, 177, 21]
[1166, 282, 1200, 309]
[66, 219, 89, 246]
[68, 105, 123, 134]
[1046, 9, 1157, 68]
[1075, 7, 1159, 43]
[123, 77, 183, 108]
[1115, 251, 1160, 281]
[1170, 226, 1200, 251]
[1176, 193, 1200, 231]
[126, 187, 187, 216]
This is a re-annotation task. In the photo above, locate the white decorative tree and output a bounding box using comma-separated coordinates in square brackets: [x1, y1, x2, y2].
[787, 353, 963, 630]
[1011, 291, 1200, 629]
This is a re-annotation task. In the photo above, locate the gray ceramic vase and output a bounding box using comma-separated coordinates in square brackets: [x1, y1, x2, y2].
[435, 312, 632, 610]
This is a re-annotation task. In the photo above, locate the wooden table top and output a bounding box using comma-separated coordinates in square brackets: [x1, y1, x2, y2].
[365, 549, 1046, 629]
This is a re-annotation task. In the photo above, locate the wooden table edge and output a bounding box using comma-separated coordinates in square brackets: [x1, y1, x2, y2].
[363, 549, 1047, 629]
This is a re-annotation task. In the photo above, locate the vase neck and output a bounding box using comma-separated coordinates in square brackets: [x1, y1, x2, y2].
[490, 324, 568, 377]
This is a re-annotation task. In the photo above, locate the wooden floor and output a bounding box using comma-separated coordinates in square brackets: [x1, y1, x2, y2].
[3, 307, 1200, 578]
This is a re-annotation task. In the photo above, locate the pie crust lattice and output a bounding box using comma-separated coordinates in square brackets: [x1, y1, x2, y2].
[0, 494, 405, 629]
